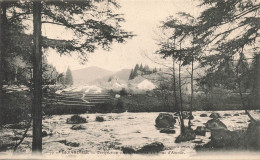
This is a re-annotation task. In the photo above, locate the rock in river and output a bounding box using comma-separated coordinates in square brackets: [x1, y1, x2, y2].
[245, 121, 260, 150]
[155, 113, 176, 128]
[66, 115, 87, 124]
[160, 129, 176, 134]
[206, 119, 227, 130]
[209, 112, 221, 119]
[195, 126, 206, 136]
[96, 116, 105, 122]
[71, 124, 85, 130]
[175, 127, 196, 143]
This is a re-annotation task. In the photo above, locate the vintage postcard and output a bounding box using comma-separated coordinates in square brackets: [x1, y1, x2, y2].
[0, 0, 260, 159]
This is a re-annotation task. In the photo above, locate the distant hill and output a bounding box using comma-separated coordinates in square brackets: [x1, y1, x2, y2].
[91, 68, 132, 83]
[72, 67, 116, 85]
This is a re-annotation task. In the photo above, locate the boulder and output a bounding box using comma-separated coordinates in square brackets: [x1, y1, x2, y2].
[233, 113, 239, 116]
[71, 124, 85, 130]
[206, 119, 227, 130]
[42, 131, 48, 137]
[195, 126, 206, 136]
[175, 127, 196, 143]
[160, 129, 176, 134]
[57, 140, 80, 147]
[245, 121, 260, 150]
[96, 116, 105, 122]
[200, 113, 207, 117]
[155, 113, 176, 128]
[66, 115, 87, 124]
[121, 147, 136, 154]
[210, 129, 242, 148]
[209, 112, 221, 119]
[223, 113, 231, 117]
[136, 142, 164, 154]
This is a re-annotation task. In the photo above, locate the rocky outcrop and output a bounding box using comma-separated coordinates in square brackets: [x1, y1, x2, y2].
[195, 126, 206, 136]
[206, 119, 227, 130]
[155, 113, 176, 128]
[66, 115, 87, 124]
[209, 112, 221, 119]
[175, 127, 196, 143]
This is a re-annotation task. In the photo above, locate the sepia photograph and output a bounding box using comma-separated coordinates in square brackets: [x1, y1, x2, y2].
[0, 0, 260, 159]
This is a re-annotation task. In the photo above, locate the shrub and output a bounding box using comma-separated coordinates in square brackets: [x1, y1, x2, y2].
[119, 88, 128, 96]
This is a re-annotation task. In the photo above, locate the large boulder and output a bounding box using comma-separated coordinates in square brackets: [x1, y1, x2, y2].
[175, 127, 196, 143]
[155, 113, 176, 128]
[206, 119, 227, 130]
[195, 126, 206, 136]
[136, 142, 164, 154]
[245, 121, 260, 150]
[209, 112, 221, 119]
[210, 129, 243, 148]
[66, 115, 87, 124]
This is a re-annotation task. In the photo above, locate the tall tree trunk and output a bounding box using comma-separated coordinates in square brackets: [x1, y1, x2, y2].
[32, 1, 42, 153]
[188, 48, 194, 128]
[172, 56, 185, 133]
[236, 48, 256, 123]
[0, 1, 7, 125]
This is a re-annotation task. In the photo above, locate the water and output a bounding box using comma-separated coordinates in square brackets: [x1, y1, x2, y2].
[1, 110, 259, 156]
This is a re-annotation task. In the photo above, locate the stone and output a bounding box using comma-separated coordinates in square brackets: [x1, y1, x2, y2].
[233, 113, 239, 116]
[210, 129, 242, 148]
[71, 124, 85, 130]
[136, 142, 164, 154]
[223, 113, 231, 117]
[121, 147, 136, 154]
[245, 121, 260, 150]
[206, 119, 227, 130]
[200, 114, 207, 117]
[66, 115, 87, 124]
[42, 131, 48, 137]
[209, 112, 221, 119]
[96, 116, 105, 122]
[160, 129, 176, 134]
[155, 113, 176, 128]
[57, 140, 80, 147]
[175, 127, 196, 143]
[195, 126, 206, 136]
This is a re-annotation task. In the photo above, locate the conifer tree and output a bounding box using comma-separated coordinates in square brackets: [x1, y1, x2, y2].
[64, 67, 73, 86]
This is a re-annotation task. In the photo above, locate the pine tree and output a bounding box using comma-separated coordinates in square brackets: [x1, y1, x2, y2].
[129, 69, 134, 80]
[139, 64, 144, 71]
[133, 64, 140, 78]
[64, 67, 73, 86]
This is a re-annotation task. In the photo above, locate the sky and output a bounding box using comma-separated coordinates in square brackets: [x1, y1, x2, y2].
[45, 0, 202, 73]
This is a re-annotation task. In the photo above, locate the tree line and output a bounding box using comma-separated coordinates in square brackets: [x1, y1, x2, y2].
[129, 63, 159, 80]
